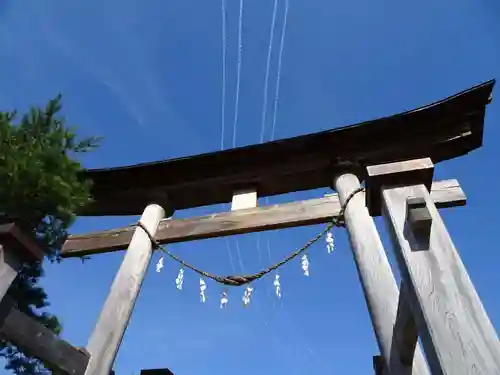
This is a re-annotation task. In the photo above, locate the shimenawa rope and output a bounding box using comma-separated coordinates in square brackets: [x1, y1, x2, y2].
[137, 187, 364, 287]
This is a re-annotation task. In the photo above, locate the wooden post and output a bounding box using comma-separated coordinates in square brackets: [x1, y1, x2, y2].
[0, 245, 21, 301]
[0, 223, 44, 301]
[0, 296, 91, 375]
[0, 224, 96, 375]
[367, 158, 500, 374]
[334, 173, 429, 375]
[381, 182, 500, 374]
[84, 204, 165, 375]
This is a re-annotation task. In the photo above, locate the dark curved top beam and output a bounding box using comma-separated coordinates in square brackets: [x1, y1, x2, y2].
[81, 80, 495, 216]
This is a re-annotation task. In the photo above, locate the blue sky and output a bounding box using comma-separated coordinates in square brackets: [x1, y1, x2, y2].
[1, 0, 500, 374]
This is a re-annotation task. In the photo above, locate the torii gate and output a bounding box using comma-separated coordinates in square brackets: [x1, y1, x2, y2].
[0, 80, 499, 375]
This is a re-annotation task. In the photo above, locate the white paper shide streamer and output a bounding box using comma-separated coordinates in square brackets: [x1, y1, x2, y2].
[156, 256, 164, 273]
[301, 254, 309, 276]
[220, 290, 229, 309]
[175, 268, 184, 290]
[273, 274, 281, 298]
[242, 285, 254, 306]
[200, 278, 207, 303]
[326, 231, 335, 254]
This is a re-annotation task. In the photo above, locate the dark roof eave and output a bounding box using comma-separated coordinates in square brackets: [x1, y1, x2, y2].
[80, 79, 495, 216]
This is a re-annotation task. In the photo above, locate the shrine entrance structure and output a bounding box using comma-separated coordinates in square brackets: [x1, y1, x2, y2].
[0, 80, 499, 375]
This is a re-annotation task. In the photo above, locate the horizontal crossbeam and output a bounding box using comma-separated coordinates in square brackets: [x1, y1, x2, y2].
[61, 179, 465, 258]
[0, 296, 89, 375]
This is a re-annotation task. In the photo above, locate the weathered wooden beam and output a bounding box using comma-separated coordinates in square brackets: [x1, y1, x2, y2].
[0, 296, 89, 375]
[366, 157, 434, 216]
[382, 182, 500, 374]
[334, 172, 430, 375]
[62, 179, 466, 258]
[0, 223, 45, 262]
[0, 245, 21, 302]
[0, 223, 44, 300]
[0, 225, 91, 375]
[84, 204, 165, 375]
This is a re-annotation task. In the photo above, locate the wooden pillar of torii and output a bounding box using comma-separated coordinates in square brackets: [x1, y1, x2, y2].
[334, 164, 430, 375]
[340, 158, 500, 374]
[83, 204, 167, 375]
[369, 158, 500, 374]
